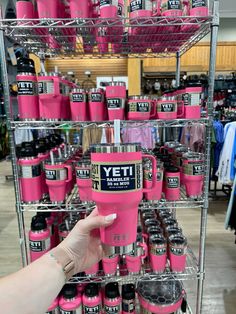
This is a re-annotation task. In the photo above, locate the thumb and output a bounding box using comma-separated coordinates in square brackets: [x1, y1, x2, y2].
[77, 213, 117, 235]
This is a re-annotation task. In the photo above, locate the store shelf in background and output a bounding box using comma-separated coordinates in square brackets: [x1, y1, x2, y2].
[68, 246, 199, 284]
[19, 186, 205, 212]
[10, 118, 211, 130]
[0, 16, 212, 58]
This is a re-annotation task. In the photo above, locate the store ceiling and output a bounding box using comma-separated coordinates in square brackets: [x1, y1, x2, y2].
[210, 0, 236, 18]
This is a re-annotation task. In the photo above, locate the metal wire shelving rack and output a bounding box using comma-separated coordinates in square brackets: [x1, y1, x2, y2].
[0, 1, 219, 313]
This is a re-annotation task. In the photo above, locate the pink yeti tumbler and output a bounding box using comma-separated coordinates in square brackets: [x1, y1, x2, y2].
[45, 159, 73, 203]
[35, 0, 59, 18]
[17, 58, 39, 120]
[144, 159, 163, 201]
[70, 88, 87, 121]
[157, 95, 177, 120]
[149, 234, 167, 273]
[127, 96, 156, 120]
[182, 152, 204, 198]
[91, 144, 157, 247]
[38, 72, 63, 121]
[169, 234, 187, 272]
[76, 161, 92, 202]
[106, 81, 126, 121]
[29, 215, 50, 262]
[88, 88, 106, 121]
[164, 166, 180, 201]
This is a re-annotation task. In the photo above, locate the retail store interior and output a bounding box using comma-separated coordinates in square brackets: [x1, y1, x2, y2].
[0, 0, 236, 314]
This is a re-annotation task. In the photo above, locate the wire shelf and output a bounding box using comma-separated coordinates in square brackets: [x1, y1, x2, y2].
[0, 16, 212, 58]
[19, 185, 204, 212]
[10, 118, 211, 130]
[68, 246, 199, 284]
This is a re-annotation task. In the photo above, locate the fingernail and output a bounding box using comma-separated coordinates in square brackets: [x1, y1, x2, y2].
[105, 213, 117, 222]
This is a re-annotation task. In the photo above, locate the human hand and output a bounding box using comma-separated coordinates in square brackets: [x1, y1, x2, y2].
[55, 208, 116, 276]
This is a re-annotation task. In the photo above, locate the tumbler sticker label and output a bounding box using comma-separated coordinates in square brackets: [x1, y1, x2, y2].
[183, 92, 200, 106]
[38, 80, 54, 95]
[46, 308, 59, 314]
[89, 93, 103, 102]
[45, 168, 67, 180]
[129, 102, 150, 113]
[166, 176, 179, 188]
[107, 98, 124, 109]
[18, 81, 37, 96]
[104, 305, 121, 314]
[29, 238, 50, 252]
[162, 0, 181, 11]
[76, 169, 90, 179]
[92, 161, 142, 193]
[71, 93, 86, 102]
[130, 0, 152, 12]
[19, 164, 41, 178]
[150, 246, 166, 255]
[122, 300, 135, 313]
[60, 310, 82, 314]
[170, 246, 185, 256]
[183, 162, 204, 175]
[118, 3, 123, 16]
[158, 102, 176, 112]
[84, 305, 101, 314]
[191, 0, 206, 8]
[100, 0, 112, 7]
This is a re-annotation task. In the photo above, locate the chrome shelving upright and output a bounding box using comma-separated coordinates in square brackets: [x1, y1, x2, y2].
[0, 1, 219, 313]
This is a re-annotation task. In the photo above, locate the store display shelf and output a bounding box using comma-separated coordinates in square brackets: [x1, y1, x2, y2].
[10, 118, 211, 130]
[0, 16, 212, 58]
[19, 186, 204, 212]
[68, 247, 199, 284]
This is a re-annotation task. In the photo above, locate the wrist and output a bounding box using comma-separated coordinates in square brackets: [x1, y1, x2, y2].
[49, 247, 76, 281]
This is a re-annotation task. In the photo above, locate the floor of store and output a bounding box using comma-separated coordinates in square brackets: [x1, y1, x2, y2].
[0, 160, 236, 314]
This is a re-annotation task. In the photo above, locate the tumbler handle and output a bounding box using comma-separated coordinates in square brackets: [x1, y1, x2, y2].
[150, 100, 157, 119]
[65, 165, 72, 183]
[139, 242, 148, 259]
[142, 154, 157, 192]
[52, 76, 60, 97]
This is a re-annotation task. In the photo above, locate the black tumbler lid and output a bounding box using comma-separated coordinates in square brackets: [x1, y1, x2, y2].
[165, 166, 179, 173]
[122, 284, 135, 300]
[35, 139, 48, 154]
[17, 58, 36, 74]
[85, 283, 99, 298]
[105, 282, 120, 299]
[62, 284, 77, 299]
[20, 146, 37, 158]
[31, 215, 47, 231]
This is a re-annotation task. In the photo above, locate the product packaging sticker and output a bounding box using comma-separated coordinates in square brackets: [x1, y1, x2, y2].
[29, 237, 50, 252]
[162, 0, 181, 11]
[122, 300, 135, 313]
[60, 310, 82, 314]
[84, 305, 101, 314]
[150, 246, 166, 255]
[183, 93, 200, 106]
[170, 246, 185, 256]
[19, 164, 41, 178]
[129, 101, 150, 113]
[191, 0, 207, 8]
[45, 168, 67, 181]
[158, 102, 176, 113]
[130, 0, 152, 12]
[17, 81, 37, 96]
[38, 80, 54, 95]
[92, 161, 142, 193]
[89, 93, 103, 103]
[107, 98, 125, 109]
[183, 162, 204, 176]
[166, 176, 180, 189]
[71, 93, 86, 103]
[100, 0, 118, 7]
[104, 305, 121, 314]
[76, 169, 91, 179]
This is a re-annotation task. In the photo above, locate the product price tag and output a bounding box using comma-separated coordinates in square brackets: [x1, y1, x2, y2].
[92, 161, 142, 192]
[18, 81, 37, 96]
